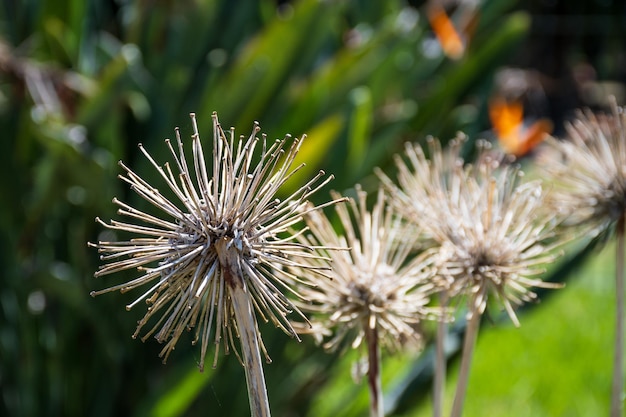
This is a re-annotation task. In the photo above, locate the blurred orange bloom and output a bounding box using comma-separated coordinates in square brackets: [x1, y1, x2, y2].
[489, 98, 553, 157]
[427, 4, 465, 59]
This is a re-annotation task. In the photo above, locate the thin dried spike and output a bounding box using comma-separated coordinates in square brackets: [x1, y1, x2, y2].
[118, 173, 186, 220]
[191, 127, 212, 203]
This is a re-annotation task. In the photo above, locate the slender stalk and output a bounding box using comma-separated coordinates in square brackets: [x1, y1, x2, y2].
[433, 292, 448, 417]
[449, 309, 481, 417]
[611, 215, 625, 417]
[366, 323, 383, 417]
[231, 285, 271, 417]
[217, 238, 271, 417]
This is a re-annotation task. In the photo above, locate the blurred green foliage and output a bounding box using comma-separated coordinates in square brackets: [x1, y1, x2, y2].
[2, 0, 610, 416]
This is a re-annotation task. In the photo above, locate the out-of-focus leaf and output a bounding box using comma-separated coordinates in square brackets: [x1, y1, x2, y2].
[76, 44, 145, 139]
[198, 0, 342, 130]
[283, 113, 344, 196]
[150, 367, 210, 417]
[346, 86, 373, 181]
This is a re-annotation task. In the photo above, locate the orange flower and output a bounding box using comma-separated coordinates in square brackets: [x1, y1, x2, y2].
[427, 3, 478, 60]
[427, 4, 465, 59]
[489, 98, 552, 157]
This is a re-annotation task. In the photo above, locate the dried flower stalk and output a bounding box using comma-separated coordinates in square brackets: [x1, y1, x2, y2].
[379, 137, 565, 417]
[90, 113, 340, 417]
[540, 99, 626, 417]
[293, 186, 441, 417]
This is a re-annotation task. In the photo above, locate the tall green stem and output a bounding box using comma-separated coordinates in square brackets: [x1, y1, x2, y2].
[366, 324, 383, 417]
[449, 310, 480, 417]
[433, 292, 448, 417]
[611, 215, 625, 417]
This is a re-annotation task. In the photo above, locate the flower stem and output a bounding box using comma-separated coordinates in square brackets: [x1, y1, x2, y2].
[216, 238, 271, 417]
[230, 284, 271, 417]
[611, 214, 625, 417]
[366, 323, 383, 417]
[449, 310, 480, 417]
[433, 293, 448, 417]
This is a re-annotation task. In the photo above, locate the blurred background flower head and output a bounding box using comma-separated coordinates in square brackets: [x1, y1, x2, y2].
[293, 186, 441, 354]
[381, 138, 564, 325]
[541, 100, 626, 239]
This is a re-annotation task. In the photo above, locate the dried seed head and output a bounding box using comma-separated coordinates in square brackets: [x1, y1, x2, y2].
[293, 186, 442, 354]
[378, 136, 564, 326]
[540, 98, 626, 238]
[90, 113, 340, 370]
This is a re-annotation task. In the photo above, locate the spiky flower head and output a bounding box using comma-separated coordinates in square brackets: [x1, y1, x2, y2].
[293, 185, 440, 354]
[378, 136, 564, 325]
[90, 113, 338, 370]
[540, 99, 626, 238]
